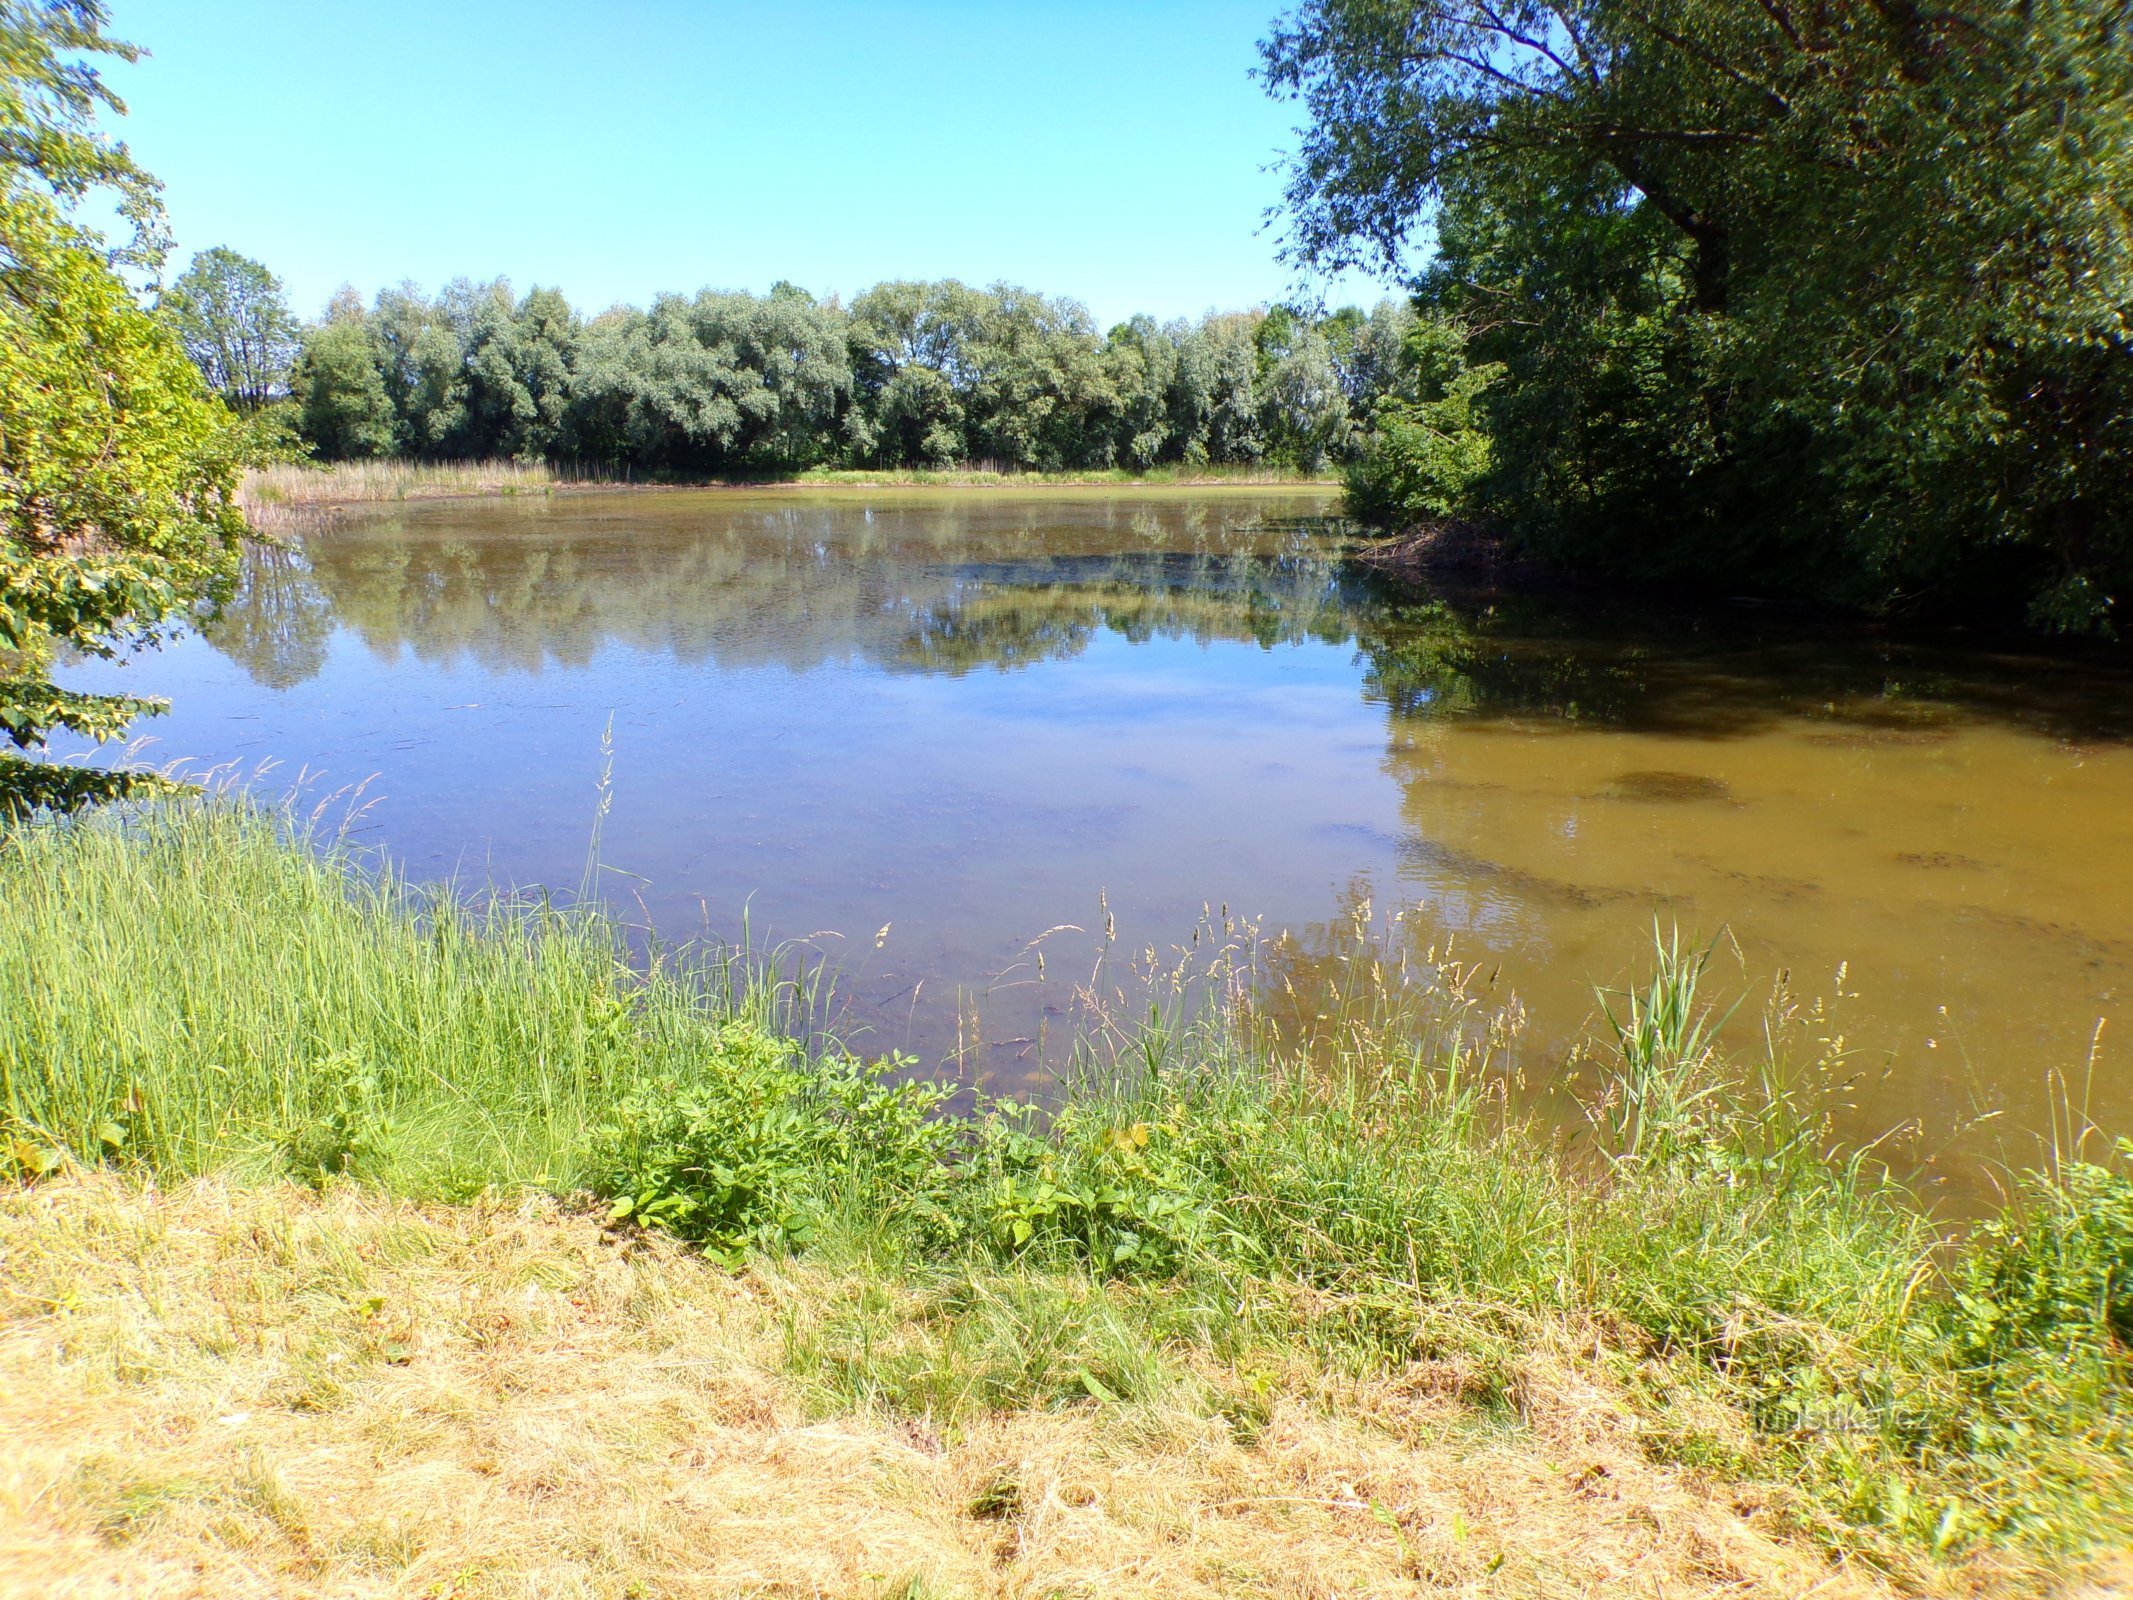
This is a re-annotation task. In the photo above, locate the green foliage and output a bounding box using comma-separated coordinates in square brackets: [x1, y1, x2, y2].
[0, 4, 250, 812]
[293, 299, 396, 459]
[1265, 0, 2133, 629]
[966, 1101, 1222, 1273]
[0, 199, 246, 809]
[277, 272, 1418, 477]
[0, 0, 164, 265]
[462, 282, 577, 462]
[1957, 1143, 2133, 1366]
[572, 285, 852, 472]
[225, 400, 309, 467]
[159, 246, 299, 412]
[592, 1041, 961, 1264]
[0, 759, 182, 821]
[1342, 317, 1500, 524]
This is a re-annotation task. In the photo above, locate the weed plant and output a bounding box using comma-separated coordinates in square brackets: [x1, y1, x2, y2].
[2, 799, 2127, 1565]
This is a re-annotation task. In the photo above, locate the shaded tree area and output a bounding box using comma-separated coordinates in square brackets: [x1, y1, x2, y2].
[234, 271, 1419, 476]
[1265, 0, 2133, 632]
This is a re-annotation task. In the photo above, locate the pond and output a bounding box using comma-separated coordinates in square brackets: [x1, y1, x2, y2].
[62, 486, 2133, 1192]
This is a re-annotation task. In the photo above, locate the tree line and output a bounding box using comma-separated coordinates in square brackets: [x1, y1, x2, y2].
[162, 253, 1423, 475]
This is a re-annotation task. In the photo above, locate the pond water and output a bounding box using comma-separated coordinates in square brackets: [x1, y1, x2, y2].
[61, 487, 2133, 1189]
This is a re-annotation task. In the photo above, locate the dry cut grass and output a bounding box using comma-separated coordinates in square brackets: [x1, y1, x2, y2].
[0, 1177, 2103, 1600]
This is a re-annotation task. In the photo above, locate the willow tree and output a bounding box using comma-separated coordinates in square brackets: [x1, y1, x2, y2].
[0, 1, 247, 814]
[1264, 0, 2133, 627]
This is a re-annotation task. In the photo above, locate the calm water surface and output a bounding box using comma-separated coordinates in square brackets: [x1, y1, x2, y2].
[63, 487, 2133, 1184]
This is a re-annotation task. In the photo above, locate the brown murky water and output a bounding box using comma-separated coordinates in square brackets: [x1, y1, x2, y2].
[62, 486, 2133, 1191]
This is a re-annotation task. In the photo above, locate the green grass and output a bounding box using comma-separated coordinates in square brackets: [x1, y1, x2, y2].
[787, 463, 1338, 488]
[0, 798, 821, 1195]
[2, 799, 2128, 1570]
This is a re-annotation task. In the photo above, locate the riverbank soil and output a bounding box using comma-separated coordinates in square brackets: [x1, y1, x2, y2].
[1353, 520, 1554, 586]
[1, 1178, 2113, 1600]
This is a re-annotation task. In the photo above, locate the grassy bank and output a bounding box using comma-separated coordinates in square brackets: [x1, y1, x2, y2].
[3, 804, 2129, 1595]
[240, 458, 1336, 526]
[0, 1177, 2008, 1600]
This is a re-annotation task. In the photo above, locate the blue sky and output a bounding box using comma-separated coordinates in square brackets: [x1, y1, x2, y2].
[104, 0, 1390, 326]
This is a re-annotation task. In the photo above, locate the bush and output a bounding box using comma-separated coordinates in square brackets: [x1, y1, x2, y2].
[591, 1035, 962, 1263]
[963, 1097, 1237, 1274]
[1342, 357, 1500, 527]
[1955, 1142, 2133, 1366]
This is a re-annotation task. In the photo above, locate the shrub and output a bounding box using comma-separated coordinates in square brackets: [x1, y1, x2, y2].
[1955, 1142, 2133, 1368]
[591, 1035, 962, 1264]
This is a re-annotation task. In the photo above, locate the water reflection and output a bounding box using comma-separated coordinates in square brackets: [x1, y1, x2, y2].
[80, 486, 2133, 1185]
[223, 495, 1357, 683]
[225, 507, 2133, 751]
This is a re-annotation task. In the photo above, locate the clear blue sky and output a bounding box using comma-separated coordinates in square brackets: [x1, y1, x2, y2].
[104, 0, 1388, 327]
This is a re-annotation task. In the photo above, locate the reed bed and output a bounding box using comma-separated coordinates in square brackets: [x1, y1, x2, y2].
[238, 459, 587, 534]
[242, 458, 573, 506]
[792, 462, 1339, 488]
[1, 800, 2128, 1593]
[236, 457, 1333, 529]
[234, 458, 1334, 538]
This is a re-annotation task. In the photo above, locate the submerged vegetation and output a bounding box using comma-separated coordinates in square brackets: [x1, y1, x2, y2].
[3, 800, 2129, 1587]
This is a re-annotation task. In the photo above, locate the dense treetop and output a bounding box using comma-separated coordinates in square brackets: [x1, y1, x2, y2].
[248, 270, 1410, 477]
[1265, 0, 2133, 629]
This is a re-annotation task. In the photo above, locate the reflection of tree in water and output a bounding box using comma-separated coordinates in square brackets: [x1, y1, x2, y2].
[1349, 592, 2133, 742]
[895, 550, 1365, 674]
[208, 544, 337, 690]
[205, 496, 1365, 684]
[205, 490, 2133, 746]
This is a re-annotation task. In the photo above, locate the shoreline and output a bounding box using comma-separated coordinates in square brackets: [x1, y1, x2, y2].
[238, 461, 1342, 529]
[3, 800, 2128, 1594]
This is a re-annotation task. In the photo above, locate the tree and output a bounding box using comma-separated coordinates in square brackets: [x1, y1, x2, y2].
[0, 0, 165, 266]
[369, 280, 468, 455]
[849, 280, 996, 467]
[1343, 315, 1501, 522]
[282, 272, 1405, 480]
[1256, 306, 1353, 469]
[567, 288, 850, 472]
[293, 291, 397, 459]
[1263, 0, 2133, 627]
[462, 283, 578, 462]
[1105, 315, 1180, 468]
[0, 3, 247, 814]
[159, 246, 299, 411]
